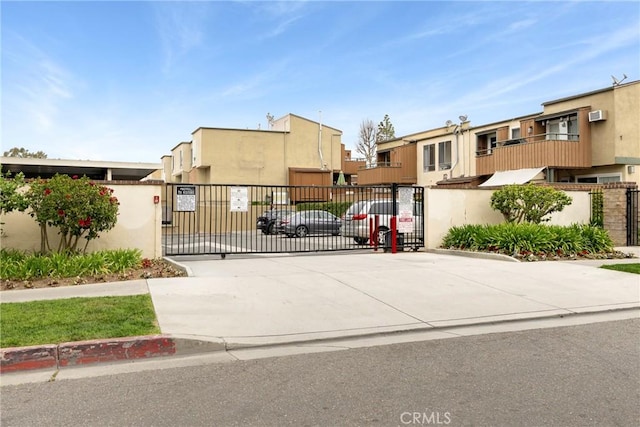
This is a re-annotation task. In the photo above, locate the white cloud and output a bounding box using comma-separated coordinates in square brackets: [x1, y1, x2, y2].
[151, 2, 211, 74]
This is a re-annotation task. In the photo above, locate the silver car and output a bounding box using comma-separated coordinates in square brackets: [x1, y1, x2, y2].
[278, 210, 342, 238]
[340, 200, 423, 245]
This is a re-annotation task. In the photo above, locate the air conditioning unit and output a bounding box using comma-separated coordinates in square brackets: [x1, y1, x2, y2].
[588, 110, 607, 122]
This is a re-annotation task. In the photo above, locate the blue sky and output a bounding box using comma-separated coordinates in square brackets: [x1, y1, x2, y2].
[2, 1, 639, 163]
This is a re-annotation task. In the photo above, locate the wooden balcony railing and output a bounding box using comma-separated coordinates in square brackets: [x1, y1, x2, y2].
[476, 133, 591, 176]
[356, 162, 417, 185]
[342, 158, 366, 175]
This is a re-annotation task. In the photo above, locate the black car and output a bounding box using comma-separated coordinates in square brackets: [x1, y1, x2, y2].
[256, 209, 295, 235]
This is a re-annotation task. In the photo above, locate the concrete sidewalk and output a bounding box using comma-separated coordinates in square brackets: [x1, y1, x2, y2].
[149, 250, 640, 348]
[1, 249, 639, 372]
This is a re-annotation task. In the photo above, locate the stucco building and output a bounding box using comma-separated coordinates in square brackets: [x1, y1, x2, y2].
[162, 113, 364, 187]
[366, 80, 639, 188]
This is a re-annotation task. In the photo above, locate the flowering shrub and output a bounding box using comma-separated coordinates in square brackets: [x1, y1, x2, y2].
[26, 174, 119, 253]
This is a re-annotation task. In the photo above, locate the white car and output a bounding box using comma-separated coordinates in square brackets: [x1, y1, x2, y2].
[340, 200, 423, 246]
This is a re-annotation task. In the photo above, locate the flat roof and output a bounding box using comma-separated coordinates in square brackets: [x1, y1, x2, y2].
[0, 157, 162, 181]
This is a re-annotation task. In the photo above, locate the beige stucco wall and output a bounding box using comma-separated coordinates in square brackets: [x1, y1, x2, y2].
[423, 187, 591, 249]
[190, 114, 343, 186]
[0, 183, 162, 259]
[613, 83, 640, 161]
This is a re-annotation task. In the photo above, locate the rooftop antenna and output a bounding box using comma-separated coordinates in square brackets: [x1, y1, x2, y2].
[611, 74, 628, 86]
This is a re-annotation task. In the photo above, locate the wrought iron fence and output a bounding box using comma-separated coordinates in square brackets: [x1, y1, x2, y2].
[162, 183, 424, 256]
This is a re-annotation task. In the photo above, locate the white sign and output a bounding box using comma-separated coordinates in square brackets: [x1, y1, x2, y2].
[398, 211, 414, 232]
[175, 185, 196, 212]
[397, 187, 414, 232]
[230, 187, 248, 212]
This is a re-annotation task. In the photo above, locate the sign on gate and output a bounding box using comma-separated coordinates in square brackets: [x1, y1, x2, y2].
[230, 186, 248, 212]
[176, 185, 196, 212]
[397, 187, 414, 233]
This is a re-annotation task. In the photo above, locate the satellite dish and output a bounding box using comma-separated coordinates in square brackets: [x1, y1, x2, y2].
[459, 115, 468, 122]
[445, 120, 454, 127]
[611, 74, 628, 86]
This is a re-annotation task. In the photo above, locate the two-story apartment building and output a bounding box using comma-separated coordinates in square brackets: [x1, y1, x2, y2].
[371, 80, 639, 188]
[162, 113, 365, 187]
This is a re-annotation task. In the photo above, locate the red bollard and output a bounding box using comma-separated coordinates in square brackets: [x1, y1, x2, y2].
[374, 215, 380, 250]
[391, 216, 397, 254]
[369, 217, 374, 247]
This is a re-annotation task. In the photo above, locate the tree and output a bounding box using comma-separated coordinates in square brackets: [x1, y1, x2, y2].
[3, 147, 48, 158]
[356, 119, 377, 167]
[25, 174, 120, 253]
[0, 171, 29, 215]
[490, 184, 572, 224]
[376, 114, 395, 142]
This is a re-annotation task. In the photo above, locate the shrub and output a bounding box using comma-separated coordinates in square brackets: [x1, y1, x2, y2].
[490, 184, 572, 224]
[25, 174, 120, 253]
[0, 248, 142, 281]
[440, 223, 614, 256]
[590, 190, 604, 227]
[0, 171, 29, 215]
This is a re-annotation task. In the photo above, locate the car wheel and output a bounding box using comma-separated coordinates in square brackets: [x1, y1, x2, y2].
[267, 223, 275, 235]
[354, 237, 368, 245]
[295, 225, 308, 238]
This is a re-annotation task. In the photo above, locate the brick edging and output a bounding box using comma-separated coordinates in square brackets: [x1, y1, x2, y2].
[0, 335, 176, 373]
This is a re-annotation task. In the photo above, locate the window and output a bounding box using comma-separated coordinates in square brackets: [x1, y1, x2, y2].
[423, 144, 435, 172]
[476, 132, 497, 155]
[179, 151, 183, 168]
[438, 141, 452, 170]
[545, 115, 578, 141]
[576, 174, 621, 184]
[511, 128, 521, 139]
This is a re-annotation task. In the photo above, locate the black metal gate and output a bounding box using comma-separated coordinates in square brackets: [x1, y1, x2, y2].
[627, 188, 639, 246]
[162, 183, 424, 256]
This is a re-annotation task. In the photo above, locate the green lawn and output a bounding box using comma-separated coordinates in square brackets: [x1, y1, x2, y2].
[0, 294, 160, 348]
[600, 263, 640, 275]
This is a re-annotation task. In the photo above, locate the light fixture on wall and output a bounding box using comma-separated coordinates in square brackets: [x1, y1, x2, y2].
[629, 165, 636, 174]
[527, 126, 533, 135]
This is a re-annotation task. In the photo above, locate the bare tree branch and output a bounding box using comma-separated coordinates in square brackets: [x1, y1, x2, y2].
[356, 119, 376, 167]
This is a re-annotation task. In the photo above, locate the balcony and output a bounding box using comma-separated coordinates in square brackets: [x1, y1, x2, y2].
[342, 158, 366, 175]
[476, 133, 591, 176]
[357, 162, 417, 185]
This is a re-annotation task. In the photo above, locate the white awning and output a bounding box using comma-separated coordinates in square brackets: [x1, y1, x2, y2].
[479, 167, 545, 187]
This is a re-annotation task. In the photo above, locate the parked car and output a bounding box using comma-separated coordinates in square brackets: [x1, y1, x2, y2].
[256, 209, 295, 235]
[277, 210, 342, 238]
[340, 199, 423, 245]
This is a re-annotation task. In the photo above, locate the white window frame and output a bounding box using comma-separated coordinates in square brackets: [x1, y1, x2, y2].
[438, 140, 452, 170]
[423, 144, 435, 172]
[575, 173, 622, 183]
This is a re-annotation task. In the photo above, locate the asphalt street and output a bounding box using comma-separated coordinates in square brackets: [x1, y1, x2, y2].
[1, 319, 638, 427]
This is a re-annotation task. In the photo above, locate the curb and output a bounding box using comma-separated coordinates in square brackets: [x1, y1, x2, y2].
[3, 307, 638, 374]
[0, 335, 224, 374]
